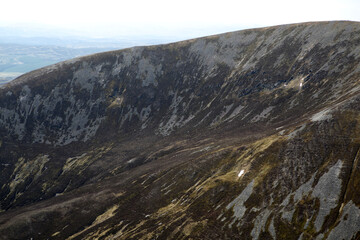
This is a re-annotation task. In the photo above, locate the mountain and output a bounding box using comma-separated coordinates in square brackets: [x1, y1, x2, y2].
[0, 21, 360, 239]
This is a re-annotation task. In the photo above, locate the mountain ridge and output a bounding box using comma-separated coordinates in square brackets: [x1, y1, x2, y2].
[1, 21, 360, 239]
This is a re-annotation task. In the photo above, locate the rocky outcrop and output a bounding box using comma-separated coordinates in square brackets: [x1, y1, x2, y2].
[0, 21, 360, 239]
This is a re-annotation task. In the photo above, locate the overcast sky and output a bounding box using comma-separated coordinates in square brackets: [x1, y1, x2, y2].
[1, 0, 360, 39]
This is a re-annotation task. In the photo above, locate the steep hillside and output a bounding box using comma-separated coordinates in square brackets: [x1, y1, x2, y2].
[1, 21, 360, 239]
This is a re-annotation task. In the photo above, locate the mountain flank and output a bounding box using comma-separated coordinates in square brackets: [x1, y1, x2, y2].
[0, 21, 360, 239]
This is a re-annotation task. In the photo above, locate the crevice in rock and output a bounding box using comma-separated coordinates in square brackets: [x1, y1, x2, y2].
[337, 145, 360, 219]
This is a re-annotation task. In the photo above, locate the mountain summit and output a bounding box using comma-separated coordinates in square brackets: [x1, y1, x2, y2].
[1, 21, 360, 239]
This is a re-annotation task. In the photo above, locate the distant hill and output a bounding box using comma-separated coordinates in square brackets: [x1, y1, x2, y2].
[0, 27, 176, 84]
[0, 43, 119, 83]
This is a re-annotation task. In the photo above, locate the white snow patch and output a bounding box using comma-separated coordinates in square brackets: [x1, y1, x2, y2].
[127, 158, 136, 164]
[284, 76, 306, 90]
[238, 170, 245, 177]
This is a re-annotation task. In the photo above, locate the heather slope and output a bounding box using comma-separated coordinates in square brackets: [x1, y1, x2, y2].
[1, 21, 360, 239]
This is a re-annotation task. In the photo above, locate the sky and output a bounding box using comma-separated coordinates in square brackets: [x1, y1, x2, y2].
[1, 0, 360, 40]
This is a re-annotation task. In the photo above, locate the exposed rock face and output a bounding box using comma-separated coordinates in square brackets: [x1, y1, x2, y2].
[1, 21, 360, 239]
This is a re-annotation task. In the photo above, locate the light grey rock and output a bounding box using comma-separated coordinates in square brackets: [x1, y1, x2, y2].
[312, 160, 343, 231]
[226, 180, 254, 227]
[327, 201, 360, 240]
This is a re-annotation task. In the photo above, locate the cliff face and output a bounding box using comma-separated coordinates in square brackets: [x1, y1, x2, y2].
[1, 21, 360, 239]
